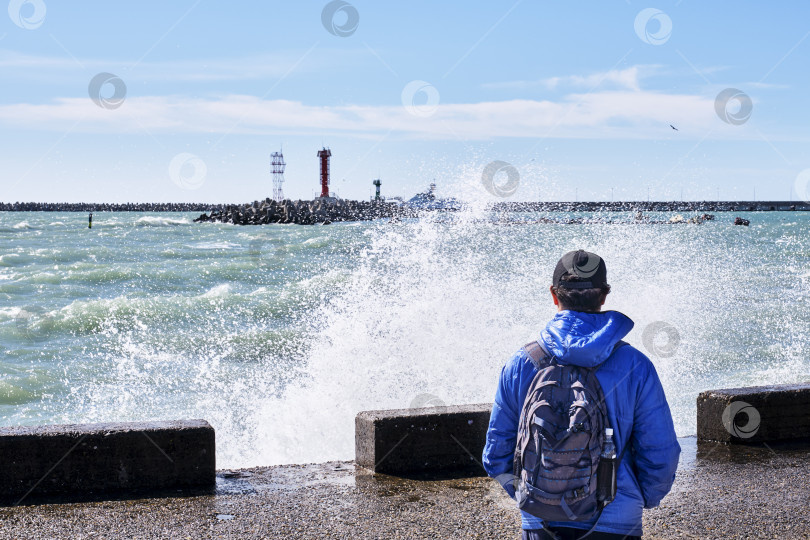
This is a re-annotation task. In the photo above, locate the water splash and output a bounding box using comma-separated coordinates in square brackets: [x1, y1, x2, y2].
[1, 211, 808, 468]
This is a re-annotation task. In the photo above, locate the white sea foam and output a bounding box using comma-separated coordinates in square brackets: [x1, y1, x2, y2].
[0, 307, 21, 320]
[186, 241, 241, 250]
[201, 283, 233, 298]
[134, 216, 190, 227]
[249, 287, 269, 296]
[302, 236, 329, 247]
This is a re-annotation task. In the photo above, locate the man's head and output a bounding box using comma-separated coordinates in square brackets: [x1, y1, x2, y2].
[550, 250, 610, 313]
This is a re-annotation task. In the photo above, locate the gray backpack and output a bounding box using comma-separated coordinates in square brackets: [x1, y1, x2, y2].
[513, 340, 625, 524]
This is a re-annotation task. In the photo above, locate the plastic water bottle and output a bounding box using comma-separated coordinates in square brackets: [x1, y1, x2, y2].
[596, 428, 617, 508]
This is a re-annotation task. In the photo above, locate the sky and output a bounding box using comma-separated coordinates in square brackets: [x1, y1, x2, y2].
[1, 1, 809, 203]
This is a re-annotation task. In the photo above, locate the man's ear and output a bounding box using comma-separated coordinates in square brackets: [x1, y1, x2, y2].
[550, 285, 559, 306]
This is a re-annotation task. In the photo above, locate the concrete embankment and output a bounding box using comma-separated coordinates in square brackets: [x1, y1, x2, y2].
[0, 420, 215, 505]
[698, 383, 810, 443]
[356, 404, 490, 477]
[0, 439, 808, 539]
[2, 384, 809, 538]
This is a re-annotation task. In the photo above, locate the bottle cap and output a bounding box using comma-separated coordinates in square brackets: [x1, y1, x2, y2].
[605, 428, 613, 436]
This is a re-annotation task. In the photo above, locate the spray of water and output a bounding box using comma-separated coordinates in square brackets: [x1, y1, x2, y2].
[1, 210, 808, 468]
[242, 210, 809, 466]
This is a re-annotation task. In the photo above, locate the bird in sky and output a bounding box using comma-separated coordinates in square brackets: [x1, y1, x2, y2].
[670, 124, 679, 131]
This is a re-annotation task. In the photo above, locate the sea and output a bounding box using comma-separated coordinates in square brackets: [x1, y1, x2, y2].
[1, 209, 808, 468]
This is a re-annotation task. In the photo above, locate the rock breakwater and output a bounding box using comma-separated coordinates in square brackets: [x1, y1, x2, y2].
[491, 200, 808, 212]
[193, 199, 408, 225]
[0, 202, 220, 212]
[2, 200, 807, 217]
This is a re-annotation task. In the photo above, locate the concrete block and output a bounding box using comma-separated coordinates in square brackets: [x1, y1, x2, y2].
[0, 420, 215, 503]
[355, 404, 491, 477]
[697, 383, 810, 443]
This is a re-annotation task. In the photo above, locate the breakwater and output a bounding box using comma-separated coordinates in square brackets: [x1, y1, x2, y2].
[193, 198, 407, 225]
[0, 202, 222, 212]
[2, 200, 808, 214]
[492, 200, 809, 212]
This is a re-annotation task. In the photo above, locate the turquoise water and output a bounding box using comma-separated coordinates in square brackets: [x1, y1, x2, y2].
[1, 210, 809, 467]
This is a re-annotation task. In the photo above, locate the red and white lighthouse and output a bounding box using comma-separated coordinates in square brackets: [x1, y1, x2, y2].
[317, 147, 332, 198]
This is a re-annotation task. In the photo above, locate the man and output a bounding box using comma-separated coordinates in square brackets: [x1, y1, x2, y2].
[483, 250, 680, 540]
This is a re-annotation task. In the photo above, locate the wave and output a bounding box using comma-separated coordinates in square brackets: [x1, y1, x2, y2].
[30, 281, 303, 338]
[0, 222, 38, 233]
[2, 211, 808, 468]
[134, 216, 190, 227]
[302, 237, 329, 248]
[186, 241, 241, 250]
[0, 307, 22, 321]
[0, 253, 33, 267]
[0, 380, 38, 405]
[27, 272, 62, 285]
[201, 283, 233, 298]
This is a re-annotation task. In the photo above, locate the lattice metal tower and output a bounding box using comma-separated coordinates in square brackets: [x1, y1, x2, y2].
[271, 149, 286, 202]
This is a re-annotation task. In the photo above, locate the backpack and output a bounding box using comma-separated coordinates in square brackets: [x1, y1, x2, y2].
[513, 339, 626, 525]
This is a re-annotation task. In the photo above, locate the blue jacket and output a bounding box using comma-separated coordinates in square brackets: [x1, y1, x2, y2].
[482, 310, 680, 536]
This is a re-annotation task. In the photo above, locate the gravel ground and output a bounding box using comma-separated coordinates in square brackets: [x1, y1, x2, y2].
[1, 437, 808, 539]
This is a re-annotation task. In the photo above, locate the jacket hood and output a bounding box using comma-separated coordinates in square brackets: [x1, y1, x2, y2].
[539, 310, 634, 368]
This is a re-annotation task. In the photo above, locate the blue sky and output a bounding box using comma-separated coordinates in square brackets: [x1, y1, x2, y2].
[1, 1, 809, 203]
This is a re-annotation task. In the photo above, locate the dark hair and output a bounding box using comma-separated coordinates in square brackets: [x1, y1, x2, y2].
[552, 275, 610, 313]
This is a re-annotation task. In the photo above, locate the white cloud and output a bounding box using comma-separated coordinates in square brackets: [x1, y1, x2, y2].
[0, 48, 366, 82]
[0, 51, 74, 69]
[0, 89, 774, 141]
[483, 66, 648, 92]
[547, 67, 642, 91]
[747, 81, 790, 90]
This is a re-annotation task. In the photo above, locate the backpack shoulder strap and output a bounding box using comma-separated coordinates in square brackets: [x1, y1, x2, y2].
[523, 340, 551, 370]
